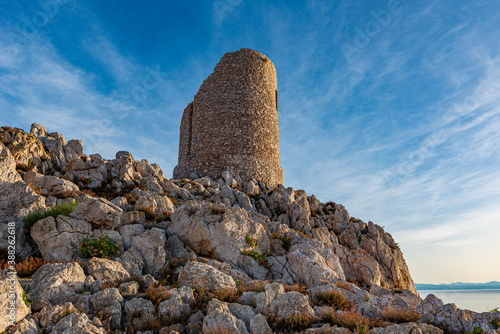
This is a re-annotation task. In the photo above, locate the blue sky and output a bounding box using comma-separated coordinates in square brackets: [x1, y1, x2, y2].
[1, 0, 500, 284]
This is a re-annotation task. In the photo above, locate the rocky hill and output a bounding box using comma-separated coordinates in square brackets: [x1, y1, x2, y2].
[0, 124, 498, 333]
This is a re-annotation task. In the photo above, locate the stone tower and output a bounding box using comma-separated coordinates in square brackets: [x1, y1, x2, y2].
[173, 48, 283, 186]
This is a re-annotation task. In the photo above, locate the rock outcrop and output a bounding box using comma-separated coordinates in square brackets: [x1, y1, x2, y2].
[2, 123, 495, 333]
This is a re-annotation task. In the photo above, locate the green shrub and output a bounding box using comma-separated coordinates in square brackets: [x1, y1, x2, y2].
[465, 326, 485, 334]
[23, 201, 79, 231]
[245, 235, 256, 248]
[79, 235, 119, 259]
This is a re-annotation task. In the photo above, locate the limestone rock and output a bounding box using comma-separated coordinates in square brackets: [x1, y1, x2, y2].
[370, 322, 444, 334]
[249, 314, 272, 334]
[133, 188, 174, 220]
[0, 221, 33, 260]
[118, 224, 145, 250]
[117, 247, 146, 277]
[165, 235, 193, 259]
[30, 122, 48, 138]
[169, 201, 270, 266]
[87, 258, 130, 282]
[8, 318, 39, 334]
[27, 262, 86, 304]
[23, 170, 79, 196]
[51, 312, 105, 334]
[238, 255, 269, 280]
[203, 299, 249, 334]
[36, 302, 77, 331]
[135, 159, 163, 179]
[91, 288, 123, 329]
[416, 294, 445, 315]
[252, 283, 285, 312]
[227, 303, 255, 328]
[31, 215, 92, 262]
[0, 270, 30, 332]
[422, 303, 499, 334]
[287, 239, 345, 286]
[287, 190, 312, 233]
[268, 291, 315, 320]
[130, 228, 167, 277]
[0, 143, 45, 222]
[118, 281, 139, 298]
[178, 261, 236, 291]
[159, 286, 195, 320]
[70, 197, 123, 230]
[123, 297, 155, 327]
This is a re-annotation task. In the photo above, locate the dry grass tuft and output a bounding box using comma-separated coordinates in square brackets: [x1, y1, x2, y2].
[144, 285, 171, 307]
[267, 313, 317, 332]
[313, 290, 355, 311]
[283, 283, 309, 294]
[382, 307, 422, 323]
[0, 257, 59, 278]
[322, 309, 385, 332]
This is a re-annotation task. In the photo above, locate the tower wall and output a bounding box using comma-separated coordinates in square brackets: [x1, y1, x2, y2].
[174, 48, 283, 186]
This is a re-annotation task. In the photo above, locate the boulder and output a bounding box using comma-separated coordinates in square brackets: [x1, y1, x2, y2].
[117, 247, 146, 277]
[23, 170, 79, 196]
[30, 122, 48, 138]
[133, 188, 174, 219]
[238, 255, 269, 280]
[227, 303, 255, 328]
[370, 322, 443, 334]
[123, 297, 155, 327]
[178, 261, 236, 291]
[35, 302, 77, 331]
[203, 299, 249, 334]
[165, 235, 193, 259]
[0, 270, 30, 332]
[87, 258, 130, 282]
[27, 262, 86, 304]
[422, 303, 500, 334]
[0, 143, 45, 222]
[0, 221, 33, 260]
[31, 215, 92, 262]
[159, 286, 195, 320]
[130, 228, 167, 277]
[249, 314, 272, 334]
[118, 281, 139, 298]
[287, 239, 345, 286]
[416, 294, 444, 315]
[168, 201, 270, 266]
[51, 312, 105, 334]
[268, 291, 315, 320]
[118, 224, 145, 250]
[8, 318, 39, 334]
[70, 198, 123, 230]
[91, 288, 123, 329]
[252, 283, 285, 312]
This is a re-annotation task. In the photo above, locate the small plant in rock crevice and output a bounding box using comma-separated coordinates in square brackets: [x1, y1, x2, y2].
[245, 235, 257, 248]
[79, 235, 119, 259]
[23, 201, 79, 232]
[272, 232, 293, 251]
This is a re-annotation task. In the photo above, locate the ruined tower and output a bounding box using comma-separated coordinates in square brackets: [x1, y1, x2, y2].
[173, 48, 283, 186]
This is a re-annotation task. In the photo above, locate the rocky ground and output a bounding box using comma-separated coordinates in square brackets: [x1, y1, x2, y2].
[0, 123, 498, 334]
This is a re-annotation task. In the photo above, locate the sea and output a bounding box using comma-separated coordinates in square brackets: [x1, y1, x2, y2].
[417, 289, 500, 313]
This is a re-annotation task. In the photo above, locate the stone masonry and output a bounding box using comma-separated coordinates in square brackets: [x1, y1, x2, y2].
[173, 48, 284, 186]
